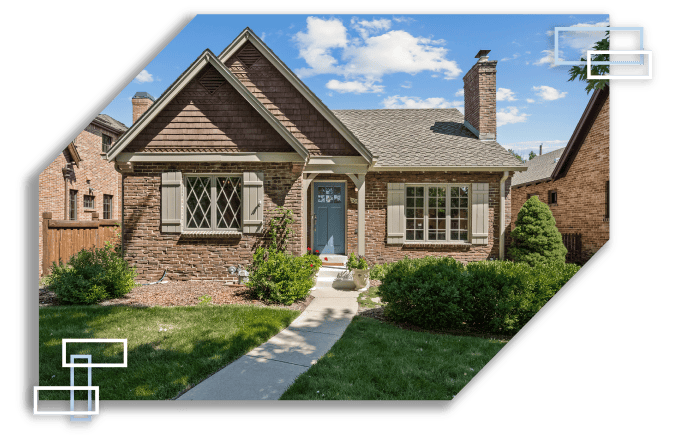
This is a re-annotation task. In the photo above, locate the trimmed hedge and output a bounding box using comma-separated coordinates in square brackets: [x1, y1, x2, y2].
[378, 256, 579, 334]
[247, 248, 322, 305]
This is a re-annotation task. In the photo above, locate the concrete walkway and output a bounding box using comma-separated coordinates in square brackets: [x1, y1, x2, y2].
[178, 264, 360, 400]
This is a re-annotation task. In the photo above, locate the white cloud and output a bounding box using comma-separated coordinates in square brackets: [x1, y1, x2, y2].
[501, 140, 569, 156]
[400, 81, 412, 89]
[497, 106, 530, 127]
[382, 95, 464, 112]
[526, 98, 535, 103]
[135, 70, 154, 83]
[326, 79, 384, 94]
[293, 17, 348, 77]
[294, 17, 462, 93]
[392, 16, 416, 24]
[351, 17, 391, 38]
[533, 49, 558, 67]
[497, 88, 517, 102]
[533, 85, 568, 101]
[455, 88, 464, 97]
[501, 53, 520, 62]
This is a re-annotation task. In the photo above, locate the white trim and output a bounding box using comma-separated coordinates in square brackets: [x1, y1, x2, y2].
[218, 28, 374, 164]
[308, 156, 370, 166]
[117, 152, 304, 163]
[107, 50, 310, 162]
[311, 180, 348, 256]
[303, 164, 370, 174]
[372, 166, 527, 172]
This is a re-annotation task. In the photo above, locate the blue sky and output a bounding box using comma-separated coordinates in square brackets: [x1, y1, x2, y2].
[103, 14, 609, 158]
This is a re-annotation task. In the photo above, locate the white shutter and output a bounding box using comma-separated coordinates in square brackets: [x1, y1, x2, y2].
[387, 183, 405, 244]
[161, 171, 182, 233]
[471, 183, 489, 245]
[242, 171, 264, 234]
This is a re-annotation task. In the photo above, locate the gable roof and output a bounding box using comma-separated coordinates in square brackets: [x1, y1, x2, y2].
[106, 49, 310, 161]
[551, 85, 609, 180]
[94, 114, 128, 135]
[218, 28, 374, 164]
[511, 147, 565, 186]
[332, 109, 527, 170]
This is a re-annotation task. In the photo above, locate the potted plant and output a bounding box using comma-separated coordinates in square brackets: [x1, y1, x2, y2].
[346, 252, 369, 290]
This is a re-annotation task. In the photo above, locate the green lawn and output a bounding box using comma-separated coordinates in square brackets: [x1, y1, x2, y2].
[280, 316, 507, 400]
[39, 305, 300, 400]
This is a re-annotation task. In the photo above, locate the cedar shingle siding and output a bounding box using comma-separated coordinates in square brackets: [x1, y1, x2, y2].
[225, 42, 360, 156]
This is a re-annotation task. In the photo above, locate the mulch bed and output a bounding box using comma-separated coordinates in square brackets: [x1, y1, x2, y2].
[39, 281, 313, 312]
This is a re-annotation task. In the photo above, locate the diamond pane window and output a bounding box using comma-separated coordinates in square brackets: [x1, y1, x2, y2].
[216, 177, 241, 229]
[185, 176, 212, 229]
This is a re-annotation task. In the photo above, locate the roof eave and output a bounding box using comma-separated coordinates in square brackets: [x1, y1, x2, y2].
[371, 165, 528, 172]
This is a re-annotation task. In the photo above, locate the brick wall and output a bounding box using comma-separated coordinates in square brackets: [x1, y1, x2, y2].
[38, 122, 123, 277]
[511, 94, 609, 261]
[463, 59, 497, 139]
[122, 162, 303, 282]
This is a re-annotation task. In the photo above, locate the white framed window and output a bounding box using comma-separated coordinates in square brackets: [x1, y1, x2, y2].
[404, 184, 470, 243]
[183, 175, 242, 231]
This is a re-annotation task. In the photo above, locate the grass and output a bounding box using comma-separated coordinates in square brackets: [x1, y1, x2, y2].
[280, 316, 507, 400]
[39, 305, 300, 400]
[357, 286, 383, 309]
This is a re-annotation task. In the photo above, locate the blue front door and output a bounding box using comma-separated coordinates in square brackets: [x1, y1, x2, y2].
[313, 182, 345, 254]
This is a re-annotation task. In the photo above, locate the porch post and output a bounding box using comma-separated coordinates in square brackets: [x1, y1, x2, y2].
[347, 173, 367, 256]
[301, 173, 319, 253]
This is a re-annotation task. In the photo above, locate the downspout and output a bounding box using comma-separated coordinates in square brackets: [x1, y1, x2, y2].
[499, 171, 510, 260]
[114, 162, 124, 256]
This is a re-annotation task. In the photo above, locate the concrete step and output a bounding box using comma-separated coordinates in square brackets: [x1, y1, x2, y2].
[319, 254, 348, 267]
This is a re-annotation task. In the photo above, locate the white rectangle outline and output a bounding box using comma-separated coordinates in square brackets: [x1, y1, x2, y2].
[62, 339, 128, 368]
[70, 354, 92, 419]
[554, 26, 644, 66]
[33, 386, 100, 415]
[587, 50, 652, 79]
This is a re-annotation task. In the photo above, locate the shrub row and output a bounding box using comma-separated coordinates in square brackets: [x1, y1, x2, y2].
[378, 256, 579, 334]
[246, 248, 322, 305]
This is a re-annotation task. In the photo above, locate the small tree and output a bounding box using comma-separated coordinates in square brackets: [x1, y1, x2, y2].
[508, 149, 524, 163]
[528, 151, 537, 161]
[509, 196, 567, 266]
[568, 31, 610, 94]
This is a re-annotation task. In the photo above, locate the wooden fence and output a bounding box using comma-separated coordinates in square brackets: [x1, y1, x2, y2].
[562, 232, 582, 263]
[42, 211, 121, 275]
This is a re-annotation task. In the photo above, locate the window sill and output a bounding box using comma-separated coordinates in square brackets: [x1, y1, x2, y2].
[402, 241, 472, 247]
[181, 230, 243, 237]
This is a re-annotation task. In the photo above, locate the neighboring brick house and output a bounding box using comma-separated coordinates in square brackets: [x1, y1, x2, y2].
[38, 114, 127, 276]
[511, 86, 609, 262]
[105, 28, 527, 282]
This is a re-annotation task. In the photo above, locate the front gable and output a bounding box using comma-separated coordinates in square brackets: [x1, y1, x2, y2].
[219, 29, 374, 163]
[125, 63, 296, 154]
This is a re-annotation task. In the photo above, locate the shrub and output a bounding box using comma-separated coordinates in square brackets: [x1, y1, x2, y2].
[509, 196, 567, 266]
[459, 260, 579, 333]
[247, 248, 322, 305]
[346, 253, 368, 271]
[370, 262, 393, 281]
[46, 243, 137, 305]
[378, 256, 580, 334]
[378, 256, 469, 329]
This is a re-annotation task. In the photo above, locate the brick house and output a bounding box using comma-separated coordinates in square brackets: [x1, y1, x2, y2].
[38, 114, 127, 276]
[511, 86, 609, 262]
[105, 28, 526, 282]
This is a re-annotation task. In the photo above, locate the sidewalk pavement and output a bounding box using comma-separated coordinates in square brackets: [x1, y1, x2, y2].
[177, 267, 359, 400]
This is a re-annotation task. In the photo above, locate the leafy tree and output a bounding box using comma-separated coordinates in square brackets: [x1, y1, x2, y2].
[508, 149, 524, 163]
[568, 31, 609, 94]
[509, 196, 567, 266]
[528, 151, 537, 161]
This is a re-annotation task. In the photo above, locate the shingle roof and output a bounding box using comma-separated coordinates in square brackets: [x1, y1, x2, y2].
[331, 109, 525, 168]
[94, 114, 128, 134]
[511, 147, 566, 186]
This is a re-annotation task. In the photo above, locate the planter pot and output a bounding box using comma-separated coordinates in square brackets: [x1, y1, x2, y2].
[352, 269, 370, 290]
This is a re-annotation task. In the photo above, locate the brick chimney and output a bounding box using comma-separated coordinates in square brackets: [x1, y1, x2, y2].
[463, 50, 497, 140]
[132, 92, 156, 124]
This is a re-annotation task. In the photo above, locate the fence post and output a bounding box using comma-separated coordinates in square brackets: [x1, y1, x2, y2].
[42, 212, 52, 276]
[91, 212, 100, 248]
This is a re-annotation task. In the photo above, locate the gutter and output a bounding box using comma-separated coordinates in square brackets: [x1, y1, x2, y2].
[499, 171, 510, 260]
